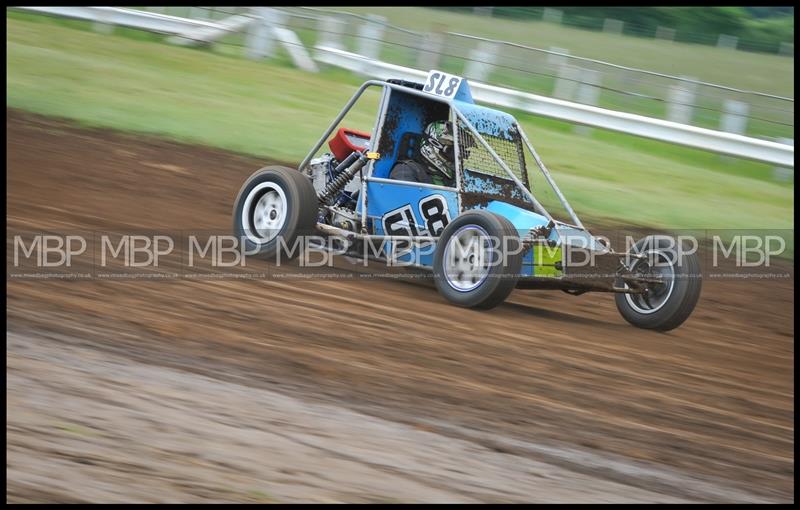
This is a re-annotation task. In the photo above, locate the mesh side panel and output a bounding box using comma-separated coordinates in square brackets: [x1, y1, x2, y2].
[456, 120, 529, 188]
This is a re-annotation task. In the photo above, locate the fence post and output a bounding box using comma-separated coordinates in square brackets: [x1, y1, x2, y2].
[655, 26, 675, 42]
[553, 64, 580, 101]
[717, 34, 738, 50]
[542, 8, 563, 24]
[92, 8, 114, 34]
[416, 28, 445, 71]
[189, 7, 208, 20]
[244, 8, 286, 60]
[720, 100, 750, 135]
[574, 69, 601, 136]
[548, 47, 573, 99]
[773, 138, 794, 182]
[356, 14, 386, 60]
[464, 40, 500, 82]
[718, 99, 750, 163]
[666, 77, 698, 125]
[317, 15, 346, 51]
[619, 70, 639, 110]
[547, 47, 569, 67]
[603, 18, 624, 35]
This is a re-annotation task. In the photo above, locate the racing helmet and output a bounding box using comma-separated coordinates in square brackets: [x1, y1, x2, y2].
[420, 120, 455, 180]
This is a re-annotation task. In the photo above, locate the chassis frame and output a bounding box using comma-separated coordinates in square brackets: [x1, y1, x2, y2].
[297, 78, 656, 295]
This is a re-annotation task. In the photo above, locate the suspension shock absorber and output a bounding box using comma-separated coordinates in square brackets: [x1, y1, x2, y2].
[318, 150, 369, 206]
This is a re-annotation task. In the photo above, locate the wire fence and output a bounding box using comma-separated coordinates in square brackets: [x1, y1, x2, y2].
[63, 7, 798, 142]
[432, 6, 795, 56]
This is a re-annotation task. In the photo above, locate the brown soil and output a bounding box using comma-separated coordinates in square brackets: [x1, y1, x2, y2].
[6, 109, 795, 502]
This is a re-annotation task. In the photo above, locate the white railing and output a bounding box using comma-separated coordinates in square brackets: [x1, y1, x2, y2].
[15, 6, 795, 168]
[20, 6, 219, 33]
[315, 47, 794, 168]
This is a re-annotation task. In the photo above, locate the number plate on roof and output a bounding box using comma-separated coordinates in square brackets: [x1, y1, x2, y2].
[423, 70, 462, 99]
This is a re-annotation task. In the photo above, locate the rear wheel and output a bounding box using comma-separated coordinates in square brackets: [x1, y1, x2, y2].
[232, 166, 318, 260]
[433, 210, 522, 310]
[615, 236, 702, 331]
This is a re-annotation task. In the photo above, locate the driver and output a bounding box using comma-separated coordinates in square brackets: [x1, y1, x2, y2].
[389, 120, 455, 187]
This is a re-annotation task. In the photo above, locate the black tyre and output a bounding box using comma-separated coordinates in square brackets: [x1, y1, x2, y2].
[433, 210, 523, 310]
[232, 166, 318, 260]
[615, 236, 702, 331]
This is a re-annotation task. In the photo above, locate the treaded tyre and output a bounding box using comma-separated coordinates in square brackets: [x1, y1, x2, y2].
[433, 209, 523, 310]
[233, 166, 318, 260]
[615, 235, 702, 331]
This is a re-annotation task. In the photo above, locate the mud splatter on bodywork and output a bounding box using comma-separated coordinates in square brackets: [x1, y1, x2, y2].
[374, 90, 449, 179]
[461, 171, 529, 209]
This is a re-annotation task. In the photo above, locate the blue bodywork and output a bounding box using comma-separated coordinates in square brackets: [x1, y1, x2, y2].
[353, 78, 576, 276]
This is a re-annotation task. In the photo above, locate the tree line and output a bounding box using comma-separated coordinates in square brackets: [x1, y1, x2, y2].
[437, 7, 794, 54]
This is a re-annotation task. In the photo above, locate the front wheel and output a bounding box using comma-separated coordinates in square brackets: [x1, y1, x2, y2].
[615, 236, 702, 331]
[433, 210, 523, 310]
[232, 166, 318, 260]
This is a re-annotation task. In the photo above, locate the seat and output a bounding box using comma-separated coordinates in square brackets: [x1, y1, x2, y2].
[396, 131, 423, 161]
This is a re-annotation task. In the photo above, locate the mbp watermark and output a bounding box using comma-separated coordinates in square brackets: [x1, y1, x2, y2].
[101, 235, 174, 267]
[14, 235, 87, 267]
[188, 235, 259, 267]
[712, 235, 786, 267]
[6, 229, 794, 281]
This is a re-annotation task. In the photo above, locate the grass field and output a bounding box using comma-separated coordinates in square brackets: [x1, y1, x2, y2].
[335, 7, 795, 98]
[6, 16, 793, 233]
[190, 5, 796, 139]
[9, 8, 795, 141]
[329, 7, 795, 140]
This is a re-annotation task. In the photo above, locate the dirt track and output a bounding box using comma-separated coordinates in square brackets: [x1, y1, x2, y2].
[6, 109, 795, 502]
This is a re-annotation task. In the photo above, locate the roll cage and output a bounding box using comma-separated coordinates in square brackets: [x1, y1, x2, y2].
[298, 77, 587, 238]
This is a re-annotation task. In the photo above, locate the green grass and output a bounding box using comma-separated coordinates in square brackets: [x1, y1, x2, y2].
[330, 7, 794, 140]
[6, 15, 380, 163]
[6, 17, 793, 233]
[334, 7, 795, 98]
[8, 8, 794, 141]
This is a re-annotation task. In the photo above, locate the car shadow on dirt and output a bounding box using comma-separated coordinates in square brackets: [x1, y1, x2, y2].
[501, 300, 625, 328]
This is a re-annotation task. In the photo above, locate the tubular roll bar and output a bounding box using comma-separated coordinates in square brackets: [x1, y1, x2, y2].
[299, 79, 587, 232]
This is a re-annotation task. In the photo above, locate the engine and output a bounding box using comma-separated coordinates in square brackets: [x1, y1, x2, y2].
[307, 128, 372, 232]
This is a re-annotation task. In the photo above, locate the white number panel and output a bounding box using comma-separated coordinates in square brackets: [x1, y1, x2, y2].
[422, 70, 463, 99]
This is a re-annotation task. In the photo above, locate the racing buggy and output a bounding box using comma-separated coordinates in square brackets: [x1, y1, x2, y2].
[233, 71, 702, 331]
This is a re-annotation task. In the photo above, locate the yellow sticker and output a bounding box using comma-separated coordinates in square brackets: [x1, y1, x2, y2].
[366, 152, 381, 160]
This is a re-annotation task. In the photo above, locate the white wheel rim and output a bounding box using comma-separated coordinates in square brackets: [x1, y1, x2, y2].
[443, 225, 493, 292]
[241, 183, 288, 244]
[624, 250, 676, 315]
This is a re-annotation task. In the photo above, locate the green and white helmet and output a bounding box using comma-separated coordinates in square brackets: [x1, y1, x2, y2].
[420, 120, 455, 180]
